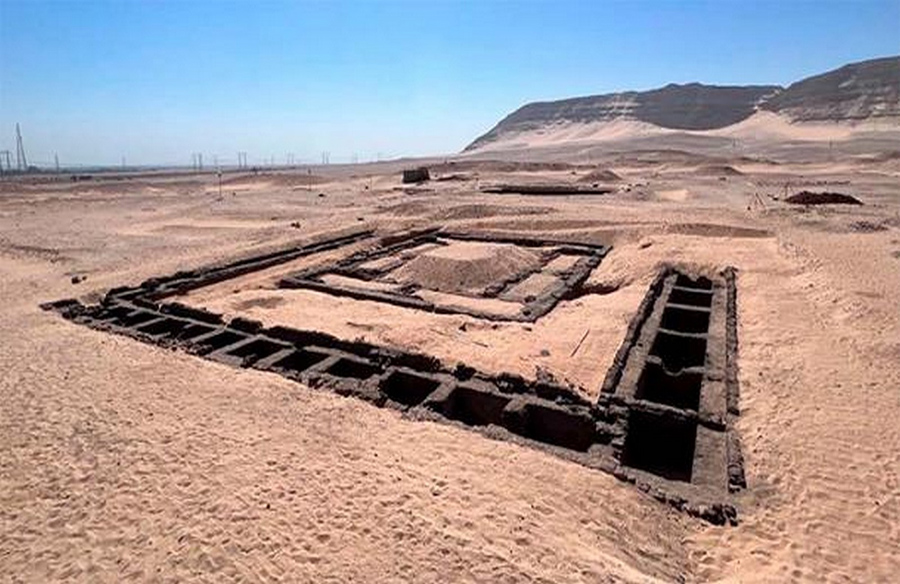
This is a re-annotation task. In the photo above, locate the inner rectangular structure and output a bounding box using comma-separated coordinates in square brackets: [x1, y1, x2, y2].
[277, 229, 610, 322]
[41, 228, 744, 525]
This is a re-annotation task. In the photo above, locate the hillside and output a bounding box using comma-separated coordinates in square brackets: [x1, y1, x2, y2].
[466, 56, 900, 152]
[760, 56, 900, 121]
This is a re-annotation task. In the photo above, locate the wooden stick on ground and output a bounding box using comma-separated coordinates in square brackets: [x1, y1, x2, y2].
[570, 328, 591, 357]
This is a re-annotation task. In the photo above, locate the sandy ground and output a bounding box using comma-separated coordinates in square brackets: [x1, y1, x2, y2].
[1, 138, 899, 582]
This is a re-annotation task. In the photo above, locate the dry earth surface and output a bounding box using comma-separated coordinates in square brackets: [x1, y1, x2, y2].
[2, 140, 899, 582]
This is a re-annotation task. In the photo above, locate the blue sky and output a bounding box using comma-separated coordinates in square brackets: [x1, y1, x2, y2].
[1, 0, 898, 167]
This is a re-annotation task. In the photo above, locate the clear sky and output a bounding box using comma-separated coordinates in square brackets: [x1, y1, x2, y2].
[1, 0, 898, 167]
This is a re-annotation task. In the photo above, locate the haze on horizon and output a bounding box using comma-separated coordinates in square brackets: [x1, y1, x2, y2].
[1, 0, 898, 168]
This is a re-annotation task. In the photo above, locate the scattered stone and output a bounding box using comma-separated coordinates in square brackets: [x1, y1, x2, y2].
[850, 220, 887, 233]
[70, 275, 85, 284]
[534, 366, 557, 384]
[290, 221, 301, 229]
[453, 363, 476, 380]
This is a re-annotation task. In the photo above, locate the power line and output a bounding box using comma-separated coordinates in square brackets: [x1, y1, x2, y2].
[0, 150, 11, 175]
[15, 123, 28, 171]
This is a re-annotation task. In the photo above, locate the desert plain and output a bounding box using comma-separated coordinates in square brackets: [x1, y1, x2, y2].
[1, 130, 899, 583]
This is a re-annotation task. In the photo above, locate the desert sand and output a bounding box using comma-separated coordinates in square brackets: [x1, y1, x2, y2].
[1, 132, 899, 582]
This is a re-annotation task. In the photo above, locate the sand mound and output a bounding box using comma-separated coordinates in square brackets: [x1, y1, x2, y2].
[785, 191, 863, 205]
[391, 242, 543, 295]
[577, 169, 622, 183]
[433, 204, 551, 221]
[693, 164, 743, 176]
[220, 172, 327, 187]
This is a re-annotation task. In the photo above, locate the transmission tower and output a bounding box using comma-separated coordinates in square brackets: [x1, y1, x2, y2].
[15, 123, 27, 171]
[55, 153, 60, 173]
[0, 150, 11, 174]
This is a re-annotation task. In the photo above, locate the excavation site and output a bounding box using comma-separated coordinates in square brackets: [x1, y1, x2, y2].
[7, 150, 900, 582]
[3, 13, 899, 581]
[42, 225, 746, 524]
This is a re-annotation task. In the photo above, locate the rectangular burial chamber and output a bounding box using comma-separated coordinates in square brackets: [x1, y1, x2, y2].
[650, 330, 708, 372]
[517, 403, 596, 452]
[635, 361, 703, 411]
[622, 410, 697, 482]
[380, 370, 442, 407]
[660, 305, 710, 334]
[443, 385, 511, 427]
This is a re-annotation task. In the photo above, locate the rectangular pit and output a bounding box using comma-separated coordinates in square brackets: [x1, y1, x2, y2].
[660, 305, 711, 334]
[177, 322, 217, 340]
[516, 403, 596, 452]
[650, 330, 708, 371]
[116, 310, 159, 327]
[271, 348, 330, 374]
[95, 305, 134, 322]
[444, 386, 510, 427]
[635, 361, 703, 411]
[675, 274, 712, 290]
[669, 287, 713, 308]
[622, 410, 697, 482]
[136, 317, 190, 338]
[192, 330, 247, 354]
[224, 338, 288, 365]
[326, 357, 381, 380]
[380, 369, 441, 407]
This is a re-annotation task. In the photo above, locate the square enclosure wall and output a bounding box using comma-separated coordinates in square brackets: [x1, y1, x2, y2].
[40, 231, 743, 525]
[277, 230, 609, 322]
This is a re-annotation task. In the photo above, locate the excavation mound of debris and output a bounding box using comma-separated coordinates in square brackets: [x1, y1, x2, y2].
[692, 164, 743, 176]
[785, 191, 863, 205]
[390, 241, 544, 295]
[577, 169, 623, 183]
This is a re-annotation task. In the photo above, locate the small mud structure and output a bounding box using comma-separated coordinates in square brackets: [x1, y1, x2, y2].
[402, 167, 430, 184]
[43, 229, 745, 524]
